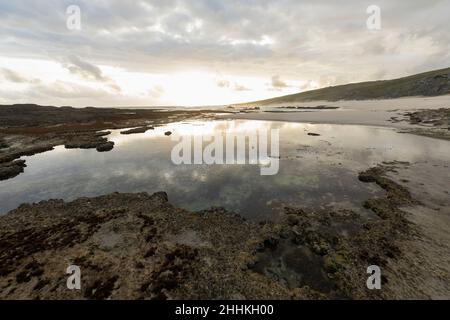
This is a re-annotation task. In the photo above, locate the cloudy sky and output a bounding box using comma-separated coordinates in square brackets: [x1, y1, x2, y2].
[0, 0, 449, 107]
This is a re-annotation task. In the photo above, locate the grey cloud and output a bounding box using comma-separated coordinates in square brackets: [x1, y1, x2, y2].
[32, 80, 111, 100]
[63, 55, 107, 81]
[62, 55, 121, 92]
[271, 75, 288, 89]
[233, 83, 251, 91]
[149, 85, 165, 98]
[299, 80, 315, 91]
[0, 68, 40, 84]
[217, 80, 230, 88]
[217, 79, 250, 91]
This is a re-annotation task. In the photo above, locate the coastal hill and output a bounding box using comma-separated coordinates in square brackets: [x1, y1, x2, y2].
[238, 67, 450, 106]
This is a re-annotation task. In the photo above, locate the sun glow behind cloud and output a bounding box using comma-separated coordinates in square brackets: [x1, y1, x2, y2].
[0, 57, 302, 107]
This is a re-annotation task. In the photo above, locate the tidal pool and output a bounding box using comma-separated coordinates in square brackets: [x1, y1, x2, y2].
[1, 120, 449, 219]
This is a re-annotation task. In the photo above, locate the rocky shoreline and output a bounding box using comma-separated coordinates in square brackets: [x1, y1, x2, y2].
[0, 104, 222, 181]
[398, 108, 450, 140]
[0, 162, 447, 299]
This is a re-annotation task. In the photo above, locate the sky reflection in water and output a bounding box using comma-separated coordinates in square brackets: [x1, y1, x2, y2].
[1, 120, 449, 219]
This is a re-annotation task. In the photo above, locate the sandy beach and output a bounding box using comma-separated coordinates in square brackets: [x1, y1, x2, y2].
[227, 95, 450, 128]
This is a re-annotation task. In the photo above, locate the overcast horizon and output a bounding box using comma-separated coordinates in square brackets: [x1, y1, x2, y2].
[0, 0, 449, 107]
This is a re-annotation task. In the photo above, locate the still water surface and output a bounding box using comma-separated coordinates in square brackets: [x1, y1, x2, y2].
[1, 120, 449, 218]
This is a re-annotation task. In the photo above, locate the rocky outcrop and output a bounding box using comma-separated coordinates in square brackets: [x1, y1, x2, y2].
[96, 141, 115, 152]
[0, 105, 222, 181]
[399, 108, 450, 140]
[0, 192, 291, 300]
[120, 127, 154, 135]
[0, 160, 27, 181]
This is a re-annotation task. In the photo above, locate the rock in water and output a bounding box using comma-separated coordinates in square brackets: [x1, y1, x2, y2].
[0, 160, 27, 181]
[96, 141, 115, 152]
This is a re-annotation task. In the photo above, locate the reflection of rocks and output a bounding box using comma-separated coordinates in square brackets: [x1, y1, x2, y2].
[0, 132, 115, 181]
[0, 160, 27, 181]
[0, 104, 222, 181]
[120, 127, 154, 135]
[0, 131, 118, 181]
[1, 163, 447, 299]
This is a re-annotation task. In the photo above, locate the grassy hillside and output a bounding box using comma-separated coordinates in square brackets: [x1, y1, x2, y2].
[239, 67, 450, 106]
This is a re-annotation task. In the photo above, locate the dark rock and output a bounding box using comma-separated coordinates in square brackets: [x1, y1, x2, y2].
[287, 214, 300, 226]
[20, 145, 55, 156]
[0, 160, 27, 181]
[96, 141, 115, 152]
[323, 254, 345, 274]
[94, 131, 111, 137]
[153, 191, 169, 202]
[84, 275, 119, 300]
[65, 140, 100, 149]
[120, 127, 154, 135]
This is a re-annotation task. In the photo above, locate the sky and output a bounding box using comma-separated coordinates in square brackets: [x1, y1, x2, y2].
[0, 0, 449, 107]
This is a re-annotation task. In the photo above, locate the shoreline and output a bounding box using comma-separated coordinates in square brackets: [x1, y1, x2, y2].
[0, 103, 449, 299]
[224, 107, 450, 140]
[0, 105, 223, 181]
[1, 102, 449, 180]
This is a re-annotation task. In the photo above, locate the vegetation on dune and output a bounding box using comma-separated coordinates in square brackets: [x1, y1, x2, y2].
[238, 67, 450, 106]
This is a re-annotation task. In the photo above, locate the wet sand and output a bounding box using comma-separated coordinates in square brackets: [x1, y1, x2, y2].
[225, 95, 450, 129]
